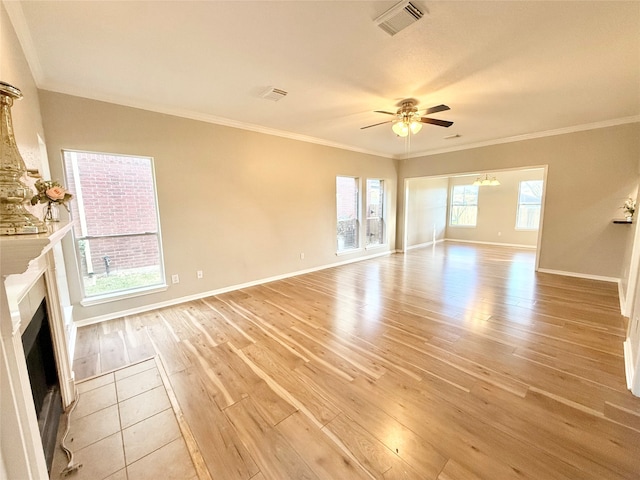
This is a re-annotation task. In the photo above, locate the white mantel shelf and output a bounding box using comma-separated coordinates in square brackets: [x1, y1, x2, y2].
[1, 222, 73, 276]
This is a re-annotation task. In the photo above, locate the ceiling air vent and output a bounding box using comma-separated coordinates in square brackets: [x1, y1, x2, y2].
[375, 1, 424, 36]
[260, 87, 288, 102]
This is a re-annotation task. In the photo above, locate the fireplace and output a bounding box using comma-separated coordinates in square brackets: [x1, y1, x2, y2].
[21, 297, 62, 473]
[1, 222, 75, 479]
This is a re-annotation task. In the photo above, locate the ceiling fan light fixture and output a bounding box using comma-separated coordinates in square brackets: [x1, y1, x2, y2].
[392, 120, 409, 137]
[409, 120, 422, 134]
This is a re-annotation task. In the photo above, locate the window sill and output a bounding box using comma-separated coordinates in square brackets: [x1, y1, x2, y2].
[81, 283, 168, 306]
[365, 243, 387, 251]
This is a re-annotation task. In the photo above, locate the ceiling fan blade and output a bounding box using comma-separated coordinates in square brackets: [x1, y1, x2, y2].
[360, 120, 393, 130]
[419, 117, 454, 127]
[373, 110, 396, 116]
[424, 104, 450, 115]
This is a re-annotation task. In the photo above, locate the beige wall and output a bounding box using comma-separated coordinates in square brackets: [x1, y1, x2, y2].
[38, 91, 397, 322]
[405, 176, 448, 248]
[445, 168, 544, 247]
[0, 3, 48, 183]
[397, 124, 640, 279]
[1, 4, 49, 477]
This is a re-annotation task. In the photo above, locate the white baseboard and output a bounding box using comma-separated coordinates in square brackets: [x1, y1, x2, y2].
[74, 249, 396, 327]
[536, 268, 620, 284]
[444, 238, 537, 249]
[406, 239, 444, 251]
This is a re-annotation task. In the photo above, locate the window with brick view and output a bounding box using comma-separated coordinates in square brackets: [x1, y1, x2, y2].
[336, 176, 360, 252]
[63, 151, 165, 300]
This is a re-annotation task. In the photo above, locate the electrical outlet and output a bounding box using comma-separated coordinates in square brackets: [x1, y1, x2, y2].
[197, 270, 203, 279]
[300, 252, 305, 260]
[171, 274, 179, 284]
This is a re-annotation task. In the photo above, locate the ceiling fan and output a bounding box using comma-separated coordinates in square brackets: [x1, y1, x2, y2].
[361, 98, 453, 137]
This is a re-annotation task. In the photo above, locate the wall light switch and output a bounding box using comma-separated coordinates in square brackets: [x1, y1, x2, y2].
[171, 274, 179, 284]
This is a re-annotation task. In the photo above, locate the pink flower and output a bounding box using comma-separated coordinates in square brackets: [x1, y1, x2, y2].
[46, 186, 66, 201]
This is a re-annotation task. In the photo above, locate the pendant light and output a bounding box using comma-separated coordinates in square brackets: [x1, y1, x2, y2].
[473, 174, 500, 186]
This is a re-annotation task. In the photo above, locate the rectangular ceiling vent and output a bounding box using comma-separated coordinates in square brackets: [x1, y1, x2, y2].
[260, 87, 288, 102]
[375, 1, 424, 36]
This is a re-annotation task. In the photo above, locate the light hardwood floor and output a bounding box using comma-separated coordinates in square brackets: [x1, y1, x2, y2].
[72, 242, 640, 480]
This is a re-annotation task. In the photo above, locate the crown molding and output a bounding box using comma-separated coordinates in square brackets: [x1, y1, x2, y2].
[404, 115, 640, 159]
[3, 0, 44, 84]
[38, 82, 389, 159]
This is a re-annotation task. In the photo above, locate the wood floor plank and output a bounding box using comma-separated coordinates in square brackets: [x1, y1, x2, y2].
[224, 397, 320, 480]
[168, 368, 260, 480]
[437, 459, 485, 480]
[242, 342, 340, 426]
[72, 243, 640, 480]
[277, 411, 375, 480]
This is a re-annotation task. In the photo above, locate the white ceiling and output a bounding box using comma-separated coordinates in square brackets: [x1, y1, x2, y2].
[7, 1, 640, 158]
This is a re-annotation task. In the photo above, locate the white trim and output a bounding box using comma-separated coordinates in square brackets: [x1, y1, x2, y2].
[34, 82, 387, 159]
[2, 0, 44, 84]
[618, 281, 628, 318]
[406, 238, 445, 251]
[536, 268, 620, 284]
[623, 338, 640, 396]
[335, 248, 363, 257]
[404, 116, 640, 159]
[74, 249, 395, 327]
[80, 284, 169, 307]
[364, 243, 388, 251]
[444, 238, 537, 249]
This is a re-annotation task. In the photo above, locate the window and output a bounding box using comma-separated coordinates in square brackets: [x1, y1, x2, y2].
[365, 179, 385, 247]
[336, 176, 359, 252]
[516, 180, 543, 230]
[450, 184, 479, 226]
[63, 150, 165, 301]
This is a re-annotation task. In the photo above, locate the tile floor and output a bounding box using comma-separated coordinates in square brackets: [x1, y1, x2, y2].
[50, 358, 199, 480]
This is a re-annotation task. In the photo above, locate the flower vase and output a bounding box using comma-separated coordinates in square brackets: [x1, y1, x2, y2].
[44, 202, 60, 222]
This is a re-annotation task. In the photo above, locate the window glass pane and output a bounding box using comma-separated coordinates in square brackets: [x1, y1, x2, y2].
[366, 179, 384, 246]
[336, 176, 359, 251]
[63, 151, 164, 298]
[516, 180, 543, 230]
[450, 185, 478, 226]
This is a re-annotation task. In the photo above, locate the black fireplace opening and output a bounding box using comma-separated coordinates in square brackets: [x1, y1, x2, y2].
[21, 298, 62, 473]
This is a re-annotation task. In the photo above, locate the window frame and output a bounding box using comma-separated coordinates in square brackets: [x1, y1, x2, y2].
[515, 180, 543, 231]
[336, 175, 361, 254]
[365, 178, 386, 249]
[449, 184, 479, 227]
[62, 149, 167, 305]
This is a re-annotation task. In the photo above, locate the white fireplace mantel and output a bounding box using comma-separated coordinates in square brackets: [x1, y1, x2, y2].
[1, 222, 75, 480]
[1, 222, 73, 276]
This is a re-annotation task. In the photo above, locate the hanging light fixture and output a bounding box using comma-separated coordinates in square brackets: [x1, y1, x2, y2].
[391, 112, 423, 137]
[473, 174, 501, 186]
